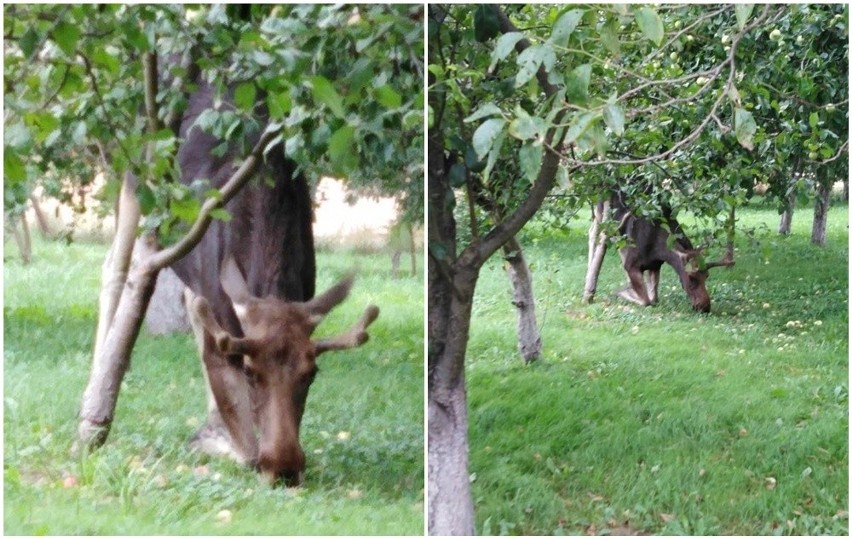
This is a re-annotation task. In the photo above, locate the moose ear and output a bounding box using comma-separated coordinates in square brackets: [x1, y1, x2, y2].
[191, 295, 262, 357]
[220, 256, 252, 305]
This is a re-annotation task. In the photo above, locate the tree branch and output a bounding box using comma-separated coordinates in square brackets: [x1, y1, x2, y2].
[145, 127, 283, 271]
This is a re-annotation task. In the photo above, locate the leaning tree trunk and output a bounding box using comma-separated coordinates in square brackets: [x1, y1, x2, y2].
[12, 212, 32, 265]
[29, 194, 53, 237]
[79, 237, 160, 446]
[501, 236, 541, 363]
[811, 179, 831, 246]
[583, 199, 609, 303]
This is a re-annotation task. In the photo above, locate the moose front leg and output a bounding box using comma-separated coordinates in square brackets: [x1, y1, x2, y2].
[617, 267, 652, 306]
[184, 288, 243, 461]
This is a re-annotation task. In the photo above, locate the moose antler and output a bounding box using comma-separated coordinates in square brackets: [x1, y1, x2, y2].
[314, 305, 380, 355]
[703, 242, 736, 270]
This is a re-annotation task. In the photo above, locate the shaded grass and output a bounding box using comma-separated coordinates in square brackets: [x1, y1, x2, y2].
[3, 237, 424, 535]
[467, 203, 847, 535]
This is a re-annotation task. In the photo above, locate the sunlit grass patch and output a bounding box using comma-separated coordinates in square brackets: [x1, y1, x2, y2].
[4, 236, 424, 535]
[467, 202, 847, 535]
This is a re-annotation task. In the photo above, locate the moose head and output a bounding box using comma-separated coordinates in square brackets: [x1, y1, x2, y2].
[675, 247, 735, 313]
[190, 257, 379, 485]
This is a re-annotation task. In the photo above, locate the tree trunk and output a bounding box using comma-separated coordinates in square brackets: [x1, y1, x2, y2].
[409, 222, 417, 276]
[144, 267, 190, 334]
[427, 6, 570, 532]
[811, 179, 831, 246]
[29, 195, 52, 237]
[583, 199, 609, 303]
[779, 191, 795, 235]
[502, 236, 541, 363]
[12, 213, 32, 265]
[843, 179, 848, 202]
[94, 176, 141, 361]
[79, 237, 160, 447]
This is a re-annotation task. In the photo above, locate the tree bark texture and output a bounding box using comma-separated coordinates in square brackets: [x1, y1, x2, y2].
[811, 179, 831, 246]
[583, 199, 610, 303]
[502, 236, 541, 363]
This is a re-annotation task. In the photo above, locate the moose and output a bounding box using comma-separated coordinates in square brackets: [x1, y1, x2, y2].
[584, 190, 734, 313]
[164, 79, 381, 485]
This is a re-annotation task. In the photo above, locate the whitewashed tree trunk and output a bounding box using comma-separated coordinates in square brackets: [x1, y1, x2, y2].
[502, 236, 540, 363]
[583, 199, 609, 303]
[779, 190, 796, 235]
[811, 179, 831, 246]
[12, 213, 32, 265]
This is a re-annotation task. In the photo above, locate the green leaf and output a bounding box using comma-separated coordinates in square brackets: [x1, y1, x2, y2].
[600, 20, 621, 56]
[464, 103, 503, 123]
[210, 208, 232, 222]
[634, 7, 664, 46]
[170, 197, 201, 222]
[20, 28, 39, 59]
[518, 143, 543, 183]
[735, 4, 754, 30]
[310, 76, 345, 119]
[564, 64, 592, 104]
[551, 9, 585, 47]
[809, 112, 820, 129]
[375, 85, 402, 109]
[489, 32, 525, 71]
[508, 114, 545, 141]
[328, 124, 355, 165]
[472, 118, 506, 160]
[53, 22, 80, 56]
[734, 107, 757, 151]
[266, 91, 292, 118]
[448, 163, 466, 187]
[234, 82, 256, 112]
[565, 111, 600, 145]
[474, 5, 500, 42]
[515, 45, 545, 89]
[137, 184, 156, 215]
[603, 103, 625, 136]
[4, 151, 26, 184]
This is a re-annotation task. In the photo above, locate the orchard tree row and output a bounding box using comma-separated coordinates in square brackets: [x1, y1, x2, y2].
[427, 4, 847, 534]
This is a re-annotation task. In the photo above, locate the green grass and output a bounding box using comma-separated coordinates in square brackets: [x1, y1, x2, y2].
[4, 237, 424, 535]
[466, 202, 848, 535]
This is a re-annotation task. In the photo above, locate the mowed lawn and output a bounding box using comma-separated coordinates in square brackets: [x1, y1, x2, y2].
[466, 201, 848, 535]
[3, 238, 424, 535]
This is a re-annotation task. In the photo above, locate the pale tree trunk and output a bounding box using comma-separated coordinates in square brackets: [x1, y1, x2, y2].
[79, 237, 160, 446]
[583, 199, 609, 303]
[94, 177, 141, 362]
[778, 205, 794, 235]
[811, 179, 831, 246]
[428, 267, 477, 536]
[29, 195, 53, 237]
[501, 236, 540, 363]
[12, 213, 32, 265]
[408, 221, 417, 276]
